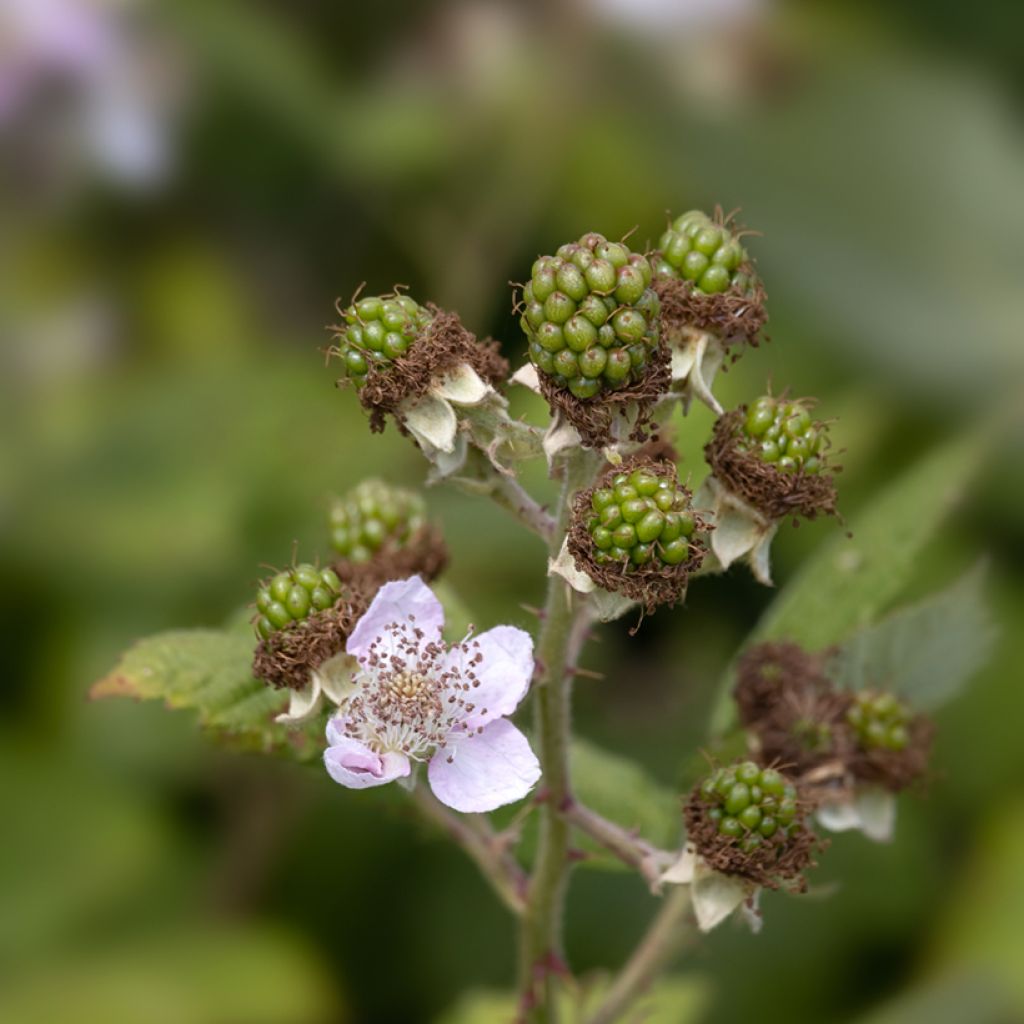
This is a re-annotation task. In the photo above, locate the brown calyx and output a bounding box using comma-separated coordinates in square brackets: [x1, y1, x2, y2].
[342, 306, 509, 434]
[735, 641, 936, 798]
[331, 524, 449, 590]
[683, 785, 820, 891]
[565, 455, 708, 614]
[706, 410, 839, 521]
[734, 641, 852, 778]
[652, 268, 767, 350]
[848, 714, 935, 793]
[252, 588, 369, 692]
[535, 338, 672, 450]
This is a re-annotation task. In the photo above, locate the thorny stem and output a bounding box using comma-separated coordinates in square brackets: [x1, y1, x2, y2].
[410, 784, 528, 916]
[454, 447, 556, 543]
[519, 448, 599, 1023]
[584, 888, 695, 1024]
[561, 801, 676, 890]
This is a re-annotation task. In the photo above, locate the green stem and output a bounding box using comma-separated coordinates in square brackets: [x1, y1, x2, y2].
[519, 449, 598, 1022]
[584, 888, 695, 1024]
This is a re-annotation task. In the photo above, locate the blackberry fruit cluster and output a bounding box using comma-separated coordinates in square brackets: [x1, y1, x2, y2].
[696, 762, 800, 855]
[333, 294, 433, 388]
[847, 691, 911, 752]
[735, 395, 828, 475]
[328, 480, 426, 564]
[255, 564, 343, 640]
[654, 210, 755, 295]
[520, 232, 661, 399]
[587, 467, 696, 568]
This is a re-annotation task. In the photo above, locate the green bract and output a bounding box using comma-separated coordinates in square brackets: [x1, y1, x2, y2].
[255, 564, 343, 640]
[587, 467, 696, 569]
[654, 209, 754, 295]
[520, 232, 661, 399]
[697, 761, 800, 854]
[847, 691, 912, 752]
[735, 395, 829, 475]
[328, 479, 427, 563]
[334, 294, 433, 388]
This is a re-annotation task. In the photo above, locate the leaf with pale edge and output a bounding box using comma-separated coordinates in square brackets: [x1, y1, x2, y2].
[830, 562, 996, 712]
[91, 629, 325, 761]
[710, 432, 987, 735]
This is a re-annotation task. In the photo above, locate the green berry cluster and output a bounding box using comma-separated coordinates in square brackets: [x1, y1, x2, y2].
[654, 210, 754, 295]
[255, 564, 343, 640]
[588, 467, 696, 568]
[847, 691, 911, 752]
[736, 395, 828, 475]
[697, 761, 800, 854]
[328, 480, 426, 563]
[520, 232, 660, 399]
[334, 294, 433, 387]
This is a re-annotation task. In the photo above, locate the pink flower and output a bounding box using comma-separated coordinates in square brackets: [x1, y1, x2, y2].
[323, 576, 540, 813]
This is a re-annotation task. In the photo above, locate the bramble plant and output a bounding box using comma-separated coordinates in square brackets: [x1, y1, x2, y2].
[94, 206, 996, 1023]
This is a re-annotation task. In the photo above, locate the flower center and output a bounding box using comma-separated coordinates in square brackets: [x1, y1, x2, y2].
[338, 615, 484, 761]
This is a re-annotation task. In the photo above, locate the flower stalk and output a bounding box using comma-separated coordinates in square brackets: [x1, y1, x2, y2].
[519, 447, 599, 1022]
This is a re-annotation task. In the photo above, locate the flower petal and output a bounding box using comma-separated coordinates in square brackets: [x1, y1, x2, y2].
[710, 504, 764, 570]
[510, 363, 541, 394]
[548, 538, 596, 595]
[692, 859, 753, 932]
[450, 625, 534, 729]
[312, 651, 359, 706]
[432, 363, 491, 406]
[324, 732, 410, 790]
[275, 678, 323, 725]
[347, 576, 445, 663]
[402, 393, 458, 454]
[428, 718, 540, 813]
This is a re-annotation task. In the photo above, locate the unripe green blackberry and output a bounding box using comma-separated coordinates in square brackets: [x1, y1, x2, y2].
[734, 395, 830, 475]
[654, 209, 755, 296]
[255, 564, 343, 640]
[520, 232, 661, 399]
[847, 691, 911, 753]
[587, 466, 696, 570]
[333, 294, 433, 388]
[328, 480, 426, 564]
[697, 762, 800, 849]
[685, 760, 817, 888]
[566, 457, 707, 613]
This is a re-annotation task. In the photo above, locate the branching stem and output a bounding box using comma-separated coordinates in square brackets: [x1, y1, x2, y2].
[584, 888, 695, 1024]
[410, 784, 528, 916]
[518, 448, 599, 1022]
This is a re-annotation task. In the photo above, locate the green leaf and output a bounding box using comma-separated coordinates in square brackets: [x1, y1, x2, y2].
[570, 740, 682, 867]
[831, 562, 997, 711]
[435, 975, 708, 1024]
[91, 630, 324, 761]
[710, 432, 987, 734]
[0, 925, 343, 1024]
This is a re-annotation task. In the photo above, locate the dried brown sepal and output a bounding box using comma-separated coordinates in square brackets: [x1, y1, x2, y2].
[848, 714, 935, 793]
[706, 410, 839, 521]
[652, 270, 767, 350]
[683, 779, 820, 892]
[535, 338, 671, 450]
[337, 306, 509, 434]
[252, 589, 369, 692]
[331, 524, 448, 590]
[565, 455, 708, 613]
[734, 641, 851, 776]
[736, 642, 935, 797]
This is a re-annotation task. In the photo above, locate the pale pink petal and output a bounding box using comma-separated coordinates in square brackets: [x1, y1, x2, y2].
[346, 576, 445, 663]
[324, 733, 410, 791]
[447, 625, 534, 729]
[427, 718, 540, 813]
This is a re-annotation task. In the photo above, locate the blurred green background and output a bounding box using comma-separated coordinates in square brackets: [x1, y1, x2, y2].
[2, 1, 1023, 1022]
